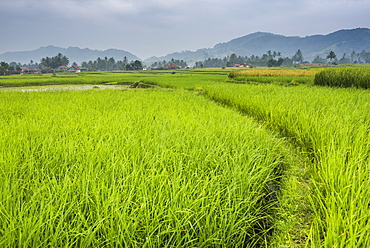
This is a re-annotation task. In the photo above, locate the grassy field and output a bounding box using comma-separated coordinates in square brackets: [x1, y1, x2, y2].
[0, 89, 302, 247]
[226, 68, 322, 85]
[0, 70, 231, 88]
[314, 67, 370, 88]
[1, 67, 369, 247]
[203, 83, 370, 247]
[0, 71, 155, 87]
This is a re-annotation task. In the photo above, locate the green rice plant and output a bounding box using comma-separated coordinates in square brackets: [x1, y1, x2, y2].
[227, 69, 320, 85]
[228, 69, 320, 78]
[0, 71, 157, 87]
[0, 89, 292, 247]
[0, 70, 230, 90]
[141, 71, 228, 90]
[314, 67, 370, 88]
[203, 83, 370, 247]
[227, 76, 313, 85]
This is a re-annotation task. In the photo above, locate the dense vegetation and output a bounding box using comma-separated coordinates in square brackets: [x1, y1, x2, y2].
[314, 67, 370, 88]
[1, 66, 370, 247]
[225, 68, 320, 85]
[0, 89, 296, 247]
[0, 61, 21, 75]
[203, 83, 370, 247]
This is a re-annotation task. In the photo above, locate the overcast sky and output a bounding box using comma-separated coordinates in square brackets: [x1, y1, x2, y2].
[1, 0, 369, 59]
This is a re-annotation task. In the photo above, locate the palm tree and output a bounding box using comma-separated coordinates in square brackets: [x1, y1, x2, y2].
[326, 51, 337, 64]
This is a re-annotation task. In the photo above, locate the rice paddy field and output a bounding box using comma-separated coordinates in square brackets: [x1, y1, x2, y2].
[0, 67, 369, 247]
[227, 68, 322, 85]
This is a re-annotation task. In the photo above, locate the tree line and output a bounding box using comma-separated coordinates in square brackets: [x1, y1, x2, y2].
[0, 62, 21, 75]
[79, 57, 143, 71]
[2, 49, 370, 74]
[193, 49, 370, 68]
[39, 53, 69, 69]
[194, 50, 305, 68]
[150, 58, 188, 69]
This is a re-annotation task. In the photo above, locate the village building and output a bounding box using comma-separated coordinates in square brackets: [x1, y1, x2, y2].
[68, 66, 81, 73]
[58, 66, 69, 71]
[234, 63, 248, 67]
[20, 67, 41, 74]
[167, 63, 181, 69]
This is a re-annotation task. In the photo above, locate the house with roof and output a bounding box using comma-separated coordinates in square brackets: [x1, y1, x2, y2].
[58, 66, 69, 71]
[68, 66, 81, 73]
[167, 63, 181, 69]
[234, 63, 248, 67]
[20, 67, 41, 74]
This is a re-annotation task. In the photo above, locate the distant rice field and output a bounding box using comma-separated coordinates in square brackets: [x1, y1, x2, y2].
[228, 69, 320, 78]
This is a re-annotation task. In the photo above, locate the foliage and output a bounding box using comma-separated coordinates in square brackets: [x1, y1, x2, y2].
[73, 56, 144, 71]
[150, 58, 187, 69]
[292, 49, 304, 64]
[268, 58, 284, 67]
[3, 68, 370, 247]
[193, 51, 295, 68]
[203, 83, 370, 247]
[312, 55, 327, 64]
[0, 89, 291, 247]
[314, 67, 370, 88]
[326, 51, 337, 64]
[40, 53, 69, 69]
[80, 56, 127, 71]
[0, 61, 21, 75]
[228, 69, 319, 78]
[0, 71, 159, 87]
[227, 69, 320, 85]
[125, 60, 143, 70]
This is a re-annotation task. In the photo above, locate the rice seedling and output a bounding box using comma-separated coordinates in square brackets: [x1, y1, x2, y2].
[314, 67, 370, 88]
[0, 71, 157, 87]
[0, 89, 293, 247]
[227, 69, 321, 85]
[4, 67, 368, 247]
[228, 69, 320, 78]
[203, 83, 370, 247]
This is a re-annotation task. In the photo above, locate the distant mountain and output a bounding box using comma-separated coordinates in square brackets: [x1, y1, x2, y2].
[145, 28, 370, 64]
[0, 46, 140, 64]
[2, 28, 370, 66]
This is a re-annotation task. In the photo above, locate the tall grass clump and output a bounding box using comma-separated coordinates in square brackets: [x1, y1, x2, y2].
[228, 69, 319, 78]
[203, 83, 370, 247]
[228, 69, 319, 85]
[0, 89, 290, 247]
[314, 67, 370, 88]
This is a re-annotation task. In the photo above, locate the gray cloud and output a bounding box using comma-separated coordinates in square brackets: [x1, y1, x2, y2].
[1, 0, 369, 59]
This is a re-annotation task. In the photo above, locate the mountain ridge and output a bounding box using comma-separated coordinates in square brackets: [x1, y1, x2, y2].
[145, 27, 370, 64]
[0, 45, 140, 64]
[1, 28, 370, 65]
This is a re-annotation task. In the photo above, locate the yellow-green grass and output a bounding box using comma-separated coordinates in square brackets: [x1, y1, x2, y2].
[203, 83, 370, 247]
[3, 67, 369, 247]
[314, 67, 370, 88]
[0, 70, 230, 90]
[0, 71, 156, 87]
[0, 89, 293, 247]
[228, 69, 321, 78]
[227, 69, 322, 85]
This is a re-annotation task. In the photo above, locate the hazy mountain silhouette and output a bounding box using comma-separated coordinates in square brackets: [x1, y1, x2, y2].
[0, 46, 140, 64]
[1, 28, 370, 65]
[145, 28, 370, 63]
